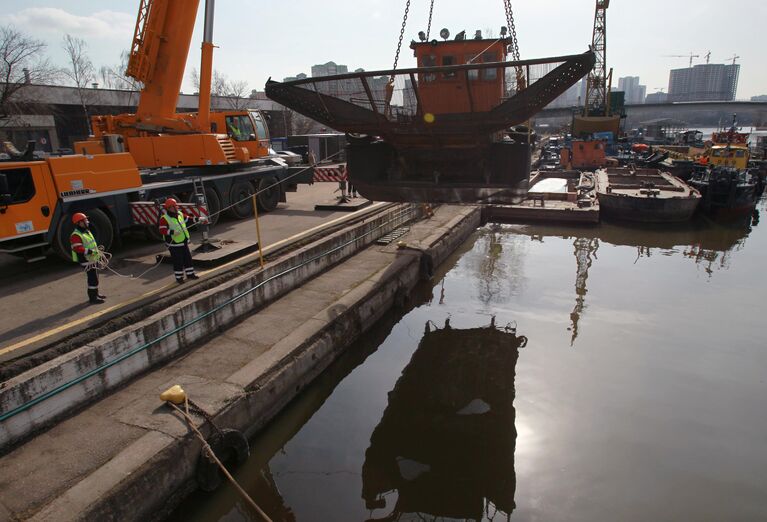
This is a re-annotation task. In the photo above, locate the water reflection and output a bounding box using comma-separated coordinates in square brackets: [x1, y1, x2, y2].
[361, 320, 527, 521]
[475, 228, 507, 305]
[506, 215, 755, 277]
[569, 237, 599, 345]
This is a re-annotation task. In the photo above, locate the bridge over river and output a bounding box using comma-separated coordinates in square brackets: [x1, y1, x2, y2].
[536, 100, 767, 129]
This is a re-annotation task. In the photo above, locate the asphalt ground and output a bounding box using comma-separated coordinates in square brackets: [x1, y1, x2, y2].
[0, 183, 367, 363]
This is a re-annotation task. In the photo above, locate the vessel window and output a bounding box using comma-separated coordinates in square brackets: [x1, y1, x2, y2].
[442, 55, 456, 79]
[465, 54, 479, 81]
[482, 52, 498, 80]
[420, 55, 437, 82]
[1, 167, 36, 205]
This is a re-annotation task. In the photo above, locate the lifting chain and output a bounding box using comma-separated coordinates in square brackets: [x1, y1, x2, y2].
[390, 0, 411, 83]
[426, 0, 435, 41]
[503, 0, 520, 61]
[503, 0, 526, 90]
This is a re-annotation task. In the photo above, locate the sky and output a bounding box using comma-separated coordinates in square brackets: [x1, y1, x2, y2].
[4, 0, 766, 99]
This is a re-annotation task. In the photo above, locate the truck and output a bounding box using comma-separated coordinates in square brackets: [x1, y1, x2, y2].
[0, 0, 314, 261]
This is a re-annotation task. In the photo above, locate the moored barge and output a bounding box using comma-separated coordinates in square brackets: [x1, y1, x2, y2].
[595, 167, 701, 222]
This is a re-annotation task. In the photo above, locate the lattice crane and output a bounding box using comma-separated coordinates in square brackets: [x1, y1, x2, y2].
[571, 0, 620, 137]
[584, 0, 610, 117]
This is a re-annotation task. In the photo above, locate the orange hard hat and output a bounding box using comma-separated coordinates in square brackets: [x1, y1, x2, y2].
[72, 212, 87, 224]
[163, 198, 178, 209]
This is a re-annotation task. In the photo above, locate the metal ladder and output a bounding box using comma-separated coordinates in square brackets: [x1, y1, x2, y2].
[191, 178, 219, 253]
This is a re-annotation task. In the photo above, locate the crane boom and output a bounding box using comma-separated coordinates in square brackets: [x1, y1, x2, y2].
[584, 0, 609, 117]
[126, 0, 201, 124]
[75, 0, 275, 168]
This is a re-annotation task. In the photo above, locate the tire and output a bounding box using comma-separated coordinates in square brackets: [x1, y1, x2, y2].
[225, 180, 255, 219]
[256, 176, 280, 212]
[53, 208, 114, 261]
[195, 429, 250, 492]
[203, 187, 221, 226]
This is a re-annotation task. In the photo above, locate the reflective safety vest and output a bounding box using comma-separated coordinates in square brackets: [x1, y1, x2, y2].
[163, 211, 190, 244]
[71, 229, 98, 263]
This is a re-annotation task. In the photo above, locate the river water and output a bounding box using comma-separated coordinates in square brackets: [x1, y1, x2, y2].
[170, 201, 767, 522]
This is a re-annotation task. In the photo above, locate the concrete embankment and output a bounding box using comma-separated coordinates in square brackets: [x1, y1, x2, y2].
[0, 204, 480, 521]
[0, 203, 411, 448]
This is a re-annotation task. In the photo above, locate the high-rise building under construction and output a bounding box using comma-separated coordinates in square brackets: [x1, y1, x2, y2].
[668, 63, 740, 102]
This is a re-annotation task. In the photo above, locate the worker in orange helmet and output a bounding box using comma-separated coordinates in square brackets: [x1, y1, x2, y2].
[70, 212, 106, 304]
[158, 198, 199, 284]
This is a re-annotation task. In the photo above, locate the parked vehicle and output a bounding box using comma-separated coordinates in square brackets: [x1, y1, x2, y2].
[0, 0, 315, 261]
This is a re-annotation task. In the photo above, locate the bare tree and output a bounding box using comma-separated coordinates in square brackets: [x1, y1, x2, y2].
[0, 25, 57, 127]
[285, 108, 323, 135]
[62, 34, 95, 134]
[190, 68, 250, 110]
[99, 50, 142, 105]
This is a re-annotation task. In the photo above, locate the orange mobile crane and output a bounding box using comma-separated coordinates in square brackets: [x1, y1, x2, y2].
[0, 0, 307, 261]
[75, 0, 270, 166]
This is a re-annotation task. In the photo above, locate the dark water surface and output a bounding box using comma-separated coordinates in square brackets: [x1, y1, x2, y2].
[170, 202, 767, 522]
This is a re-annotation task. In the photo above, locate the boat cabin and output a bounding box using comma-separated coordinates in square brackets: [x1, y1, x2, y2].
[708, 144, 749, 169]
[411, 35, 508, 115]
[560, 139, 607, 169]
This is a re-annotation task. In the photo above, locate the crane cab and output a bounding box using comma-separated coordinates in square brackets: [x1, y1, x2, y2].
[209, 109, 272, 160]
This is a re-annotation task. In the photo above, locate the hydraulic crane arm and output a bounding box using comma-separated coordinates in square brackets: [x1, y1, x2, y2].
[126, 0, 202, 125]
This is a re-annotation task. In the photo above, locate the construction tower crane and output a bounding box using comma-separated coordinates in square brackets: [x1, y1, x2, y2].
[725, 54, 740, 65]
[572, 0, 621, 137]
[665, 52, 700, 68]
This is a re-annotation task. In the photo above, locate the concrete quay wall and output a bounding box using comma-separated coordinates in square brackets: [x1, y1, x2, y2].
[27, 205, 481, 522]
[0, 204, 417, 449]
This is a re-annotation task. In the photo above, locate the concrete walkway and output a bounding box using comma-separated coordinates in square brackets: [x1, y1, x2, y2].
[0, 205, 480, 521]
[0, 183, 375, 362]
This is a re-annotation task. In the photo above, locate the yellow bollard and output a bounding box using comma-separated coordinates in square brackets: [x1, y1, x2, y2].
[252, 194, 265, 268]
[159, 384, 187, 405]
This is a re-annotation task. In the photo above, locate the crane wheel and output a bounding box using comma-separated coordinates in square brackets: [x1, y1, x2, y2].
[226, 180, 255, 220]
[53, 208, 114, 261]
[202, 187, 221, 226]
[256, 177, 280, 212]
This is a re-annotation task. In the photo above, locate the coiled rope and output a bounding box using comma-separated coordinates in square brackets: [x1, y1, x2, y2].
[83, 245, 163, 279]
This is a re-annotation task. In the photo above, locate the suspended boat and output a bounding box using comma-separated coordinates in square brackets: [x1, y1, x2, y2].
[265, 36, 595, 203]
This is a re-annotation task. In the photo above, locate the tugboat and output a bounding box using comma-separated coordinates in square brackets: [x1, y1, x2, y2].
[688, 166, 764, 217]
[688, 117, 766, 217]
[265, 8, 594, 203]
